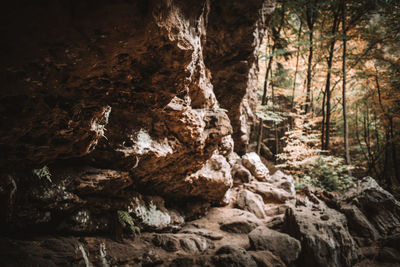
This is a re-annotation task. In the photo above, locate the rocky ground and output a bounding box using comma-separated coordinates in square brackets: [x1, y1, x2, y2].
[1, 153, 399, 267]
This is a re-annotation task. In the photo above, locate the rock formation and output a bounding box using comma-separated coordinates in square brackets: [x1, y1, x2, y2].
[0, 0, 273, 231]
[1, 0, 399, 266]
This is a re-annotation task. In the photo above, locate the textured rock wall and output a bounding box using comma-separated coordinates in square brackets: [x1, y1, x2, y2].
[0, 0, 274, 231]
[205, 1, 275, 154]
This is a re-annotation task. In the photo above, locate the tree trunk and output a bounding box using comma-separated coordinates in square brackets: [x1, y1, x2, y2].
[256, 118, 263, 155]
[261, 56, 273, 105]
[324, 10, 339, 150]
[384, 130, 393, 187]
[258, 1, 286, 154]
[304, 27, 313, 114]
[374, 111, 380, 152]
[321, 83, 326, 149]
[355, 109, 371, 173]
[304, 1, 317, 114]
[271, 72, 279, 157]
[342, 0, 351, 166]
[262, 1, 285, 106]
[389, 117, 400, 184]
[291, 19, 303, 110]
[375, 67, 393, 185]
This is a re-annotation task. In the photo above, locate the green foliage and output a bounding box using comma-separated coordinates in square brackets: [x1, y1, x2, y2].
[256, 109, 286, 123]
[277, 113, 355, 193]
[273, 62, 293, 89]
[32, 166, 52, 183]
[117, 210, 141, 235]
[303, 155, 355, 192]
[294, 175, 314, 190]
[276, 115, 321, 170]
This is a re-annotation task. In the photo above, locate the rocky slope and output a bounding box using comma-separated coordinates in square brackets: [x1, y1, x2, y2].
[1, 0, 400, 266]
[1, 154, 399, 266]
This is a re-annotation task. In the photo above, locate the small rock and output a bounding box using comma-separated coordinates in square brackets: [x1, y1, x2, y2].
[142, 250, 163, 267]
[180, 229, 224, 240]
[242, 152, 269, 181]
[270, 171, 295, 195]
[180, 238, 199, 254]
[236, 189, 266, 219]
[183, 153, 233, 204]
[265, 216, 284, 229]
[169, 257, 196, 267]
[249, 251, 285, 267]
[264, 204, 289, 216]
[220, 218, 259, 234]
[232, 164, 252, 185]
[152, 234, 180, 252]
[213, 245, 257, 267]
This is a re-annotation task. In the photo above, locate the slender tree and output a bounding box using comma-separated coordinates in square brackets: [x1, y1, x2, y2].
[257, 0, 286, 155]
[342, 0, 351, 166]
[303, 0, 318, 114]
[291, 19, 303, 110]
[323, 4, 340, 150]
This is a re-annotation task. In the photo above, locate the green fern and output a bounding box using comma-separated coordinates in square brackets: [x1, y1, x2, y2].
[117, 210, 141, 235]
[33, 166, 52, 183]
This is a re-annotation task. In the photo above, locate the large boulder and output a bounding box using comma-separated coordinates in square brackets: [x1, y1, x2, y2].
[181, 153, 233, 204]
[340, 177, 400, 263]
[249, 226, 301, 265]
[283, 202, 358, 267]
[341, 177, 400, 238]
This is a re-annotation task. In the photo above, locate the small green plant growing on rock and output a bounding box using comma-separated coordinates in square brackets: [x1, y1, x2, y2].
[117, 210, 141, 235]
[32, 166, 52, 183]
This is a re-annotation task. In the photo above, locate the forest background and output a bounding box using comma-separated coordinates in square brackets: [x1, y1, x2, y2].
[255, 0, 400, 197]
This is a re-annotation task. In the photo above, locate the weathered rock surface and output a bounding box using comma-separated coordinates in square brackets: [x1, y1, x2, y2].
[213, 245, 258, 267]
[181, 153, 233, 203]
[205, 1, 275, 154]
[278, 178, 400, 267]
[249, 226, 301, 265]
[235, 189, 266, 219]
[231, 163, 252, 185]
[242, 152, 270, 180]
[283, 193, 358, 267]
[249, 250, 286, 267]
[1, 173, 400, 267]
[245, 181, 294, 203]
[220, 217, 259, 234]
[342, 177, 400, 239]
[340, 177, 400, 264]
[270, 170, 296, 195]
[0, 0, 273, 233]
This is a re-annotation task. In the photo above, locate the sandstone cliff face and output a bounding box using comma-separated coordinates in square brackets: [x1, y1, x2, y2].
[0, 0, 274, 231]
